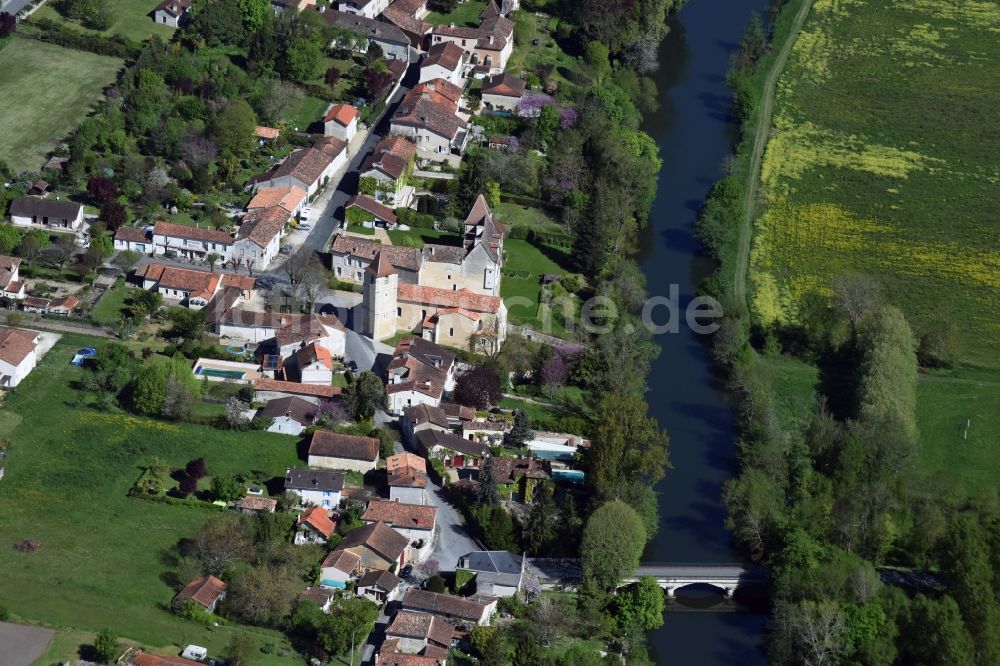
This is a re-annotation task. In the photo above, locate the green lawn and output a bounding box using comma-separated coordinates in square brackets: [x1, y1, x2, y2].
[505, 12, 581, 90]
[748, 0, 1000, 368]
[916, 371, 1000, 495]
[501, 238, 572, 335]
[0, 38, 122, 173]
[757, 355, 818, 435]
[386, 227, 455, 248]
[0, 334, 304, 661]
[30, 0, 176, 42]
[90, 285, 140, 326]
[284, 95, 329, 132]
[494, 202, 567, 239]
[425, 0, 487, 26]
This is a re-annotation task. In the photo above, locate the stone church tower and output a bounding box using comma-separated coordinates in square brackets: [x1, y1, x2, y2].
[363, 251, 398, 341]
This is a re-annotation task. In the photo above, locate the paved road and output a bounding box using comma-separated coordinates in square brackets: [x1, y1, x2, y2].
[425, 482, 479, 570]
[0, 622, 55, 666]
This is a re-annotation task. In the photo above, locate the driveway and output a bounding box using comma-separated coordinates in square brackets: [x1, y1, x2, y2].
[0, 622, 55, 666]
[425, 481, 479, 570]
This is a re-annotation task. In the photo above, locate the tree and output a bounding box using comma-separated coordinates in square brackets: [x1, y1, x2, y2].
[225, 564, 299, 626]
[225, 632, 256, 666]
[325, 66, 341, 88]
[212, 475, 245, 502]
[454, 365, 502, 409]
[211, 99, 257, 158]
[93, 627, 119, 664]
[503, 409, 533, 448]
[286, 37, 325, 81]
[485, 181, 501, 208]
[81, 244, 105, 273]
[0, 224, 22, 255]
[616, 576, 664, 631]
[0, 12, 15, 38]
[15, 233, 42, 265]
[167, 308, 205, 340]
[50, 235, 81, 269]
[100, 200, 127, 232]
[580, 501, 646, 594]
[944, 514, 1000, 663]
[587, 392, 669, 502]
[476, 456, 501, 507]
[186, 458, 209, 479]
[898, 595, 976, 666]
[131, 289, 163, 319]
[425, 574, 446, 593]
[87, 175, 119, 203]
[238, 0, 268, 31]
[365, 66, 393, 99]
[584, 41, 611, 82]
[537, 103, 558, 147]
[786, 600, 848, 666]
[113, 250, 140, 274]
[523, 480, 557, 554]
[343, 371, 387, 420]
[832, 272, 882, 336]
[178, 475, 198, 497]
[226, 397, 250, 430]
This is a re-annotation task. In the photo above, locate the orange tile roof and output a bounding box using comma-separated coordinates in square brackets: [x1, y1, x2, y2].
[322, 548, 362, 574]
[363, 499, 436, 530]
[296, 342, 334, 369]
[309, 430, 379, 462]
[129, 651, 204, 666]
[247, 186, 307, 214]
[347, 194, 397, 223]
[386, 452, 426, 473]
[172, 575, 226, 609]
[396, 285, 502, 314]
[299, 506, 337, 538]
[240, 495, 277, 511]
[253, 378, 343, 398]
[324, 103, 358, 126]
[256, 126, 280, 140]
[0, 327, 37, 366]
[153, 220, 233, 245]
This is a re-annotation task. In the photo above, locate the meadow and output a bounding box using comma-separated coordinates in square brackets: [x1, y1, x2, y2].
[29, 0, 176, 42]
[748, 0, 1000, 369]
[0, 333, 306, 663]
[0, 39, 122, 174]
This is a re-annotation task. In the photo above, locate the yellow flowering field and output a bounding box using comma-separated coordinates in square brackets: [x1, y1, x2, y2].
[750, 0, 1000, 367]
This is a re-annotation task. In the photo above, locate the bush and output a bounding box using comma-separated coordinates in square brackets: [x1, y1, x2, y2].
[394, 208, 436, 229]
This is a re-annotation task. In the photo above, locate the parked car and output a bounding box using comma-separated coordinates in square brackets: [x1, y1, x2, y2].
[297, 223, 311, 231]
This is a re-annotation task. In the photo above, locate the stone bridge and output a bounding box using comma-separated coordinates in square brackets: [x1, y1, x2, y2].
[526, 559, 765, 597]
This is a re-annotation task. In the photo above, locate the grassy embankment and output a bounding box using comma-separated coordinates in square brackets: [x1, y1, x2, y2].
[0, 38, 122, 173]
[741, 0, 1000, 487]
[29, 0, 176, 42]
[0, 334, 306, 664]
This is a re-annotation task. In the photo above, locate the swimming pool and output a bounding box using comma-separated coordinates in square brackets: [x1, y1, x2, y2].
[197, 367, 247, 379]
[552, 469, 585, 483]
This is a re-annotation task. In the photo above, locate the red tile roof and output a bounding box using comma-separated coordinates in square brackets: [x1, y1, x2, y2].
[322, 548, 362, 574]
[396, 285, 502, 314]
[387, 452, 426, 473]
[115, 226, 148, 243]
[298, 506, 337, 538]
[423, 41, 465, 72]
[247, 186, 307, 213]
[336, 521, 409, 563]
[386, 610, 455, 648]
[296, 342, 334, 369]
[347, 194, 398, 224]
[482, 72, 526, 98]
[256, 126, 280, 140]
[253, 379, 343, 398]
[0, 327, 37, 366]
[128, 651, 203, 666]
[324, 103, 358, 126]
[363, 500, 436, 530]
[153, 221, 233, 245]
[172, 575, 226, 609]
[309, 430, 379, 462]
[271, 147, 334, 187]
[366, 251, 397, 278]
[330, 235, 421, 272]
[240, 495, 277, 512]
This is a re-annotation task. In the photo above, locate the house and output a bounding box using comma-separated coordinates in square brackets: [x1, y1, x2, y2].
[322, 10, 412, 61]
[389, 79, 468, 162]
[21, 295, 79, 315]
[8, 196, 84, 231]
[296, 506, 338, 544]
[323, 103, 359, 142]
[383, 338, 455, 415]
[338, 0, 390, 19]
[461, 419, 510, 446]
[429, 2, 514, 75]
[415, 429, 489, 470]
[256, 126, 281, 142]
[252, 378, 343, 404]
[441, 402, 475, 427]
[362, 500, 436, 562]
[271, 0, 312, 12]
[235, 206, 288, 270]
[153, 0, 191, 26]
[394, 284, 507, 354]
[308, 430, 379, 473]
[330, 235, 421, 285]
[491, 457, 550, 502]
[217, 310, 346, 358]
[420, 41, 467, 87]
[285, 467, 345, 508]
[400, 589, 496, 626]
[481, 72, 525, 111]
[399, 404, 450, 448]
[321, 549, 362, 589]
[299, 586, 336, 612]
[247, 186, 307, 217]
[239, 495, 278, 513]
[152, 221, 234, 263]
[259, 397, 318, 435]
[333, 521, 409, 572]
[356, 568, 403, 604]
[386, 452, 428, 504]
[249, 146, 340, 197]
[380, 0, 431, 49]
[135, 264, 255, 309]
[0, 256, 26, 300]
[457, 550, 524, 597]
[172, 575, 227, 613]
[346, 194, 398, 229]
[0, 327, 38, 389]
[291, 342, 334, 385]
[358, 136, 417, 208]
[28, 179, 49, 196]
[376, 652, 444, 666]
[114, 226, 153, 254]
[124, 650, 204, 666]
[385, 610, 455, 656]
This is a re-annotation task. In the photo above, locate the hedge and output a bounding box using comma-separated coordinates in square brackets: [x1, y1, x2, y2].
[20, 19, 141, 59]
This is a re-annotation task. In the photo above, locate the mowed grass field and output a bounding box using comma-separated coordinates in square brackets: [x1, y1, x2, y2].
[0, 334, 304, 663]
[0, 39, 122, 173]
[748, 0, 1000, 369]
[30, 0, 175, 42]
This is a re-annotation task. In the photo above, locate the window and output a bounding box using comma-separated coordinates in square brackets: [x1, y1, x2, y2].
[449, 328, 454, 336]
[397, 307, 402, 316]
[336, 267, 342, 276]
[421, 310, 426, 319]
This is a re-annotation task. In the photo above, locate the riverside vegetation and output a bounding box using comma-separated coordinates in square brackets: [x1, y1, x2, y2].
[698, 0, 1000, 664]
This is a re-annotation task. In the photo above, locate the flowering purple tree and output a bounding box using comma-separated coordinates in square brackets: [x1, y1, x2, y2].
[316, 399, 350, 425]
[516, 93, 557, 118]
[558, 107, 578, 129]
[540, 353, 569, 387]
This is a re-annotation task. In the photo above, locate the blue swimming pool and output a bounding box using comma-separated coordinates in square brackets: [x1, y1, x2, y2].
[552, 469, 585, 483]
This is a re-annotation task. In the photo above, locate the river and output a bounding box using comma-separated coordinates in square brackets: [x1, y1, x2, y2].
[640, 0, 772, 662]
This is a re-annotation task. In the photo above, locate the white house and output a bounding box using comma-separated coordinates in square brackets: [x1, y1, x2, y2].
[0, 256, 26, 301]
[285, 467, 345, 508]
[249, 146, 341, 198]
[386, 452, 428, 505]
[358, 136, 417, 208]
[259, 397, 318, 435]
[320, 549, 361, 589]
[401, 589, 496, 627]
[430, 3, 514, 75]
[217, 311, 346, 359]
[389, 80, 469, 163]
[113, 227, 153, 254]
[356, 569, 403, 605]
[295, 506, 338, 545]
[456, 550, 525, 597]
[384, 611, 455, 656]
[293, 342, 335, 385]
[420, 41, 466, 87]
[321, 11, 413, 62]
[307, 430, 379, 473]
[384, 337, 456, 415]
[235, 205, 287, 270]
[481, 72, 525, 111]
[338, 0, 390, 19]
[362, 500, 437, 563]
[152, 0, 191, 26]
[0, 327, 38, 389]
[135, 264, 255, 310]
[323, 103, 359, 142]
[9, 196, 84, 231]
[152, 221, 234, 263]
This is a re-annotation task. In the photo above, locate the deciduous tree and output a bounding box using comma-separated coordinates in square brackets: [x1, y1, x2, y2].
[580, 500, 646, 594]
[343, 371, 387, 420]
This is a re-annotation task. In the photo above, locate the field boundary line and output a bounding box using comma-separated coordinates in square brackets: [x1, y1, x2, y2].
[733, 0, 815, 308]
